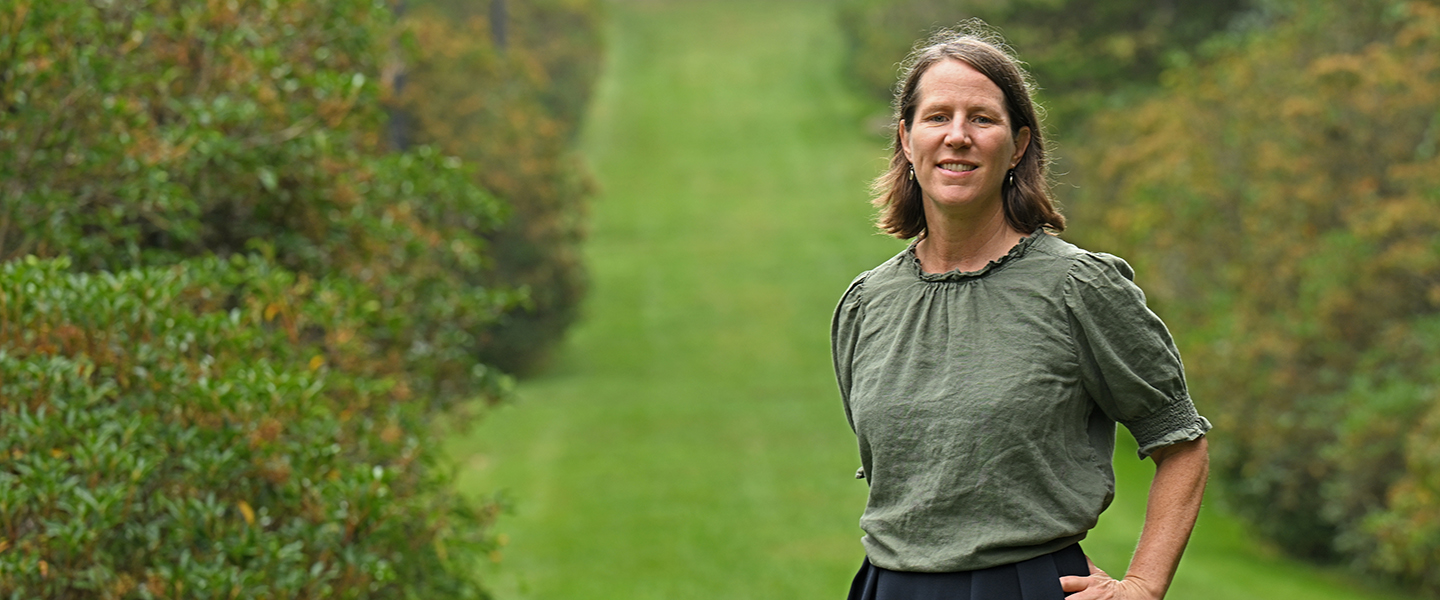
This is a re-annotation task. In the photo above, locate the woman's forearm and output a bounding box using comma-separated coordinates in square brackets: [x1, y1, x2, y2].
[1123, 436, 1209, 598]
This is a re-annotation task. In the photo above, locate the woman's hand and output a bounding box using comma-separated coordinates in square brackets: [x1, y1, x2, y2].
[1059, 557, 1163, 600]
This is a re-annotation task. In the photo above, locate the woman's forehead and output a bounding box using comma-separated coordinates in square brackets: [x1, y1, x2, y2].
[915, 59, 1006, 108]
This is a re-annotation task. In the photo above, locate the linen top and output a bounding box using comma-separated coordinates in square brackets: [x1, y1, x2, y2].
[830, 231, 1210, 573]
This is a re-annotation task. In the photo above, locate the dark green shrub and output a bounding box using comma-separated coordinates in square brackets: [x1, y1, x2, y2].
[0, 0, 518, 408]
[392, 0, 605, 375]
[1062, 0, 1440, 592]
[0, 1, 529, 596]
[0, 256, 499, 599]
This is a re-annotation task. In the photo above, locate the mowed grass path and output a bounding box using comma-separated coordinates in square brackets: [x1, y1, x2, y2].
[449, 1, 1412, 598]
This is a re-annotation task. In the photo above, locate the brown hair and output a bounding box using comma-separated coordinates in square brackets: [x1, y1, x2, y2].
[873, 22, 1065, 239]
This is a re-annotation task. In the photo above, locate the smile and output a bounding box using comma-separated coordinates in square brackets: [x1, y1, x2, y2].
[937, 163, 977, 173]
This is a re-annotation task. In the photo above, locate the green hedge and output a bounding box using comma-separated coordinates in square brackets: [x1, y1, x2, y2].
[0, 0, 518, 410]
[392, 0, 605, 375]
[1060, 0, 1440, 592]
[0, 256, 498, 599]
[0, 1, 532, 596]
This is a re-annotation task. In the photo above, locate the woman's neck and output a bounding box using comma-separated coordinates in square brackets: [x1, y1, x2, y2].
[915, 209, 1027, 274]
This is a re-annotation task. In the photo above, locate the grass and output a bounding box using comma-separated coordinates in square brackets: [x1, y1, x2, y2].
[446, 1, 1416, 598]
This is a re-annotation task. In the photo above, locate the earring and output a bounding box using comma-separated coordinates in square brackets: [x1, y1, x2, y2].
[908, 164, 916, 181]
[1006, 169, 1016, 188]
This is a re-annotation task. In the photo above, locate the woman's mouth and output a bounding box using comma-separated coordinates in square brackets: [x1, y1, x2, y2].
[938, 163, 977, 173]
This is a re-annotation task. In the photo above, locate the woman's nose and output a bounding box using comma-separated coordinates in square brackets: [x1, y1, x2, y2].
[944, 122, 971, 148]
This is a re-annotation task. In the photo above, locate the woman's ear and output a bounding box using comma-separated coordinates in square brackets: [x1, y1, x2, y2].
[1011, 126, 1031, 168]
[899, 121, 913, 164]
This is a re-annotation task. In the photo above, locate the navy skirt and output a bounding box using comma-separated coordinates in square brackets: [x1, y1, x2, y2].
[847, 544, 1089, 600]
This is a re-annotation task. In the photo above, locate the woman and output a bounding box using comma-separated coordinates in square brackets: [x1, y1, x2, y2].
[831, 25, 1211, 600]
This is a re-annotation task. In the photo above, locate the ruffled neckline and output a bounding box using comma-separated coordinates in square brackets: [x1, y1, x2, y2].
[906, 229, 1044, 282]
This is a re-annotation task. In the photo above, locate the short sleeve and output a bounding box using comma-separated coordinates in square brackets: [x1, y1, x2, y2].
[1064, 253, 1211, 458]
[831, 271, 869, 434]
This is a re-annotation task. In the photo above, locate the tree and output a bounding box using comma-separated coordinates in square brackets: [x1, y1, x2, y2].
[1066, 0, 1440, 590]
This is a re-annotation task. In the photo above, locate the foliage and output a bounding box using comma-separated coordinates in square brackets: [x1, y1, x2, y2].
[0, 256, 501, 599]
[835, 0, 1250, 127]
[391, 0, 605, 375]
[0, 0, 527, 595]
[1065, 0, 1440, 591]
[0, 0, 518, 408]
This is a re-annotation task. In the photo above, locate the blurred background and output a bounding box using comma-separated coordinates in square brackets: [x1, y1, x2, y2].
[2, 0, 1437, 598]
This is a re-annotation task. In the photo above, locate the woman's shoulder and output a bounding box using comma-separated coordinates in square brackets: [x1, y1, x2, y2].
[834, 246, 920, 317]
[1030, 235, 1153, 316]
[1030, 234, 1137, 284]
[837, 269, 872, 308]
[844, 246, 913, 289]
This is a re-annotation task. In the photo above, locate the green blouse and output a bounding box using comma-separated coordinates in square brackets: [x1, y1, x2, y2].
[831, 231, 1210, 573]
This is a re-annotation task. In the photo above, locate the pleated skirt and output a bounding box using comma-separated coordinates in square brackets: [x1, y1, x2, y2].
[846, 544, 1089, 600]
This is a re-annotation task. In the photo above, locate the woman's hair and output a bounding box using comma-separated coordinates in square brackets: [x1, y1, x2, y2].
[873, 21, 1065, 239]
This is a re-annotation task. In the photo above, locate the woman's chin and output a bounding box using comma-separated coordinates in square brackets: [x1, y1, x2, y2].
[922, 191, 1003, 215]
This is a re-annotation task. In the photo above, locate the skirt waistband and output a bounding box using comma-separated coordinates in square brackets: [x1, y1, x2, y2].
[846, 543, 1088, 600]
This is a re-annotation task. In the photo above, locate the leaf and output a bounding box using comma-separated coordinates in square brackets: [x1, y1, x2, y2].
[257, 167, 278, 192]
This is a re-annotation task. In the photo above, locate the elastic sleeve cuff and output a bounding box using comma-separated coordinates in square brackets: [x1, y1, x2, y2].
[1128, 397, 1212, 459]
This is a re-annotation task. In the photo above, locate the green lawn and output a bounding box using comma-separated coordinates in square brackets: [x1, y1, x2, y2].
[446, 1, 1414, 598]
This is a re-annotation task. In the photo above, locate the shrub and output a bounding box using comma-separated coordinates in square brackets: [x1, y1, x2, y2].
[0, 0, 518, 409]
[0, 256, 500, 599]
[0, 0, 526, 596]
[390, 0, 605, 375]
[1065, 0, 1440, 591]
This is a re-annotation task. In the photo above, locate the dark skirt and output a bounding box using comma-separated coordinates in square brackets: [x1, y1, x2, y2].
[847, 544, 1089, 600]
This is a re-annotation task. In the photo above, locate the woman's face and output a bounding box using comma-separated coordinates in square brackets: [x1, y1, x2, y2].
[900, 59, 1030, 219]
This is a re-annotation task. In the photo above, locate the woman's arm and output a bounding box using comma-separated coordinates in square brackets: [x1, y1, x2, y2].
[1060, 436, 1209, 600]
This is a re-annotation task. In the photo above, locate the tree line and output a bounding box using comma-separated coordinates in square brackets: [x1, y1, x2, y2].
[840, 0, 1440, 594]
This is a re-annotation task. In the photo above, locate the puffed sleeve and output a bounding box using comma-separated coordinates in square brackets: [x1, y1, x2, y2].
[831, 272, 869, 434]
[1064, 253, 1211, 459]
